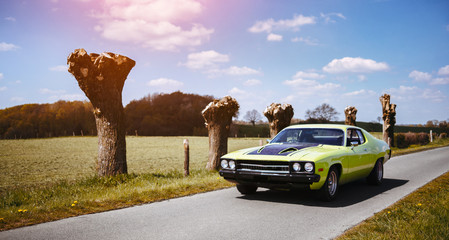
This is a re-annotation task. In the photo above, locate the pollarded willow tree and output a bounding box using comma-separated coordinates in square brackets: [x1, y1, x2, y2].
[344, 106, 357, 126]
[202, 96, 239, 171]
[67, 49, 135, 176]
[379, 94, 396, 147]
[264, 103, 294, 138]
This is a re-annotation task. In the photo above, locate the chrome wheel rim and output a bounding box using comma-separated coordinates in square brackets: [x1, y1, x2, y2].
[328, 171, 338, 196]
[377, 162, 383, 182]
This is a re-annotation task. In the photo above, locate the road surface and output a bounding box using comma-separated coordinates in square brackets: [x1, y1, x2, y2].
[1, 147, 448, 240]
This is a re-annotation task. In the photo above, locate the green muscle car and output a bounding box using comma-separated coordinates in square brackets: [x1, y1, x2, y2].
[219, 124, 391, 201]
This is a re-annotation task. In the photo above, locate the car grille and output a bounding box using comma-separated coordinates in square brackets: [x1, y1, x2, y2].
[237, 160, 289, 174]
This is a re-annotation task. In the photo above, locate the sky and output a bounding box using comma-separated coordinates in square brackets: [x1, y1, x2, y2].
[0, 0, 448, 124]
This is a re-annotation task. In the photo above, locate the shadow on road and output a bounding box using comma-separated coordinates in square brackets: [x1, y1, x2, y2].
[237, 178, 409, 207]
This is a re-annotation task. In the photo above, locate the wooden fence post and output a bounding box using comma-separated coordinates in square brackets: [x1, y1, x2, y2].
[184, 139, 190, 177]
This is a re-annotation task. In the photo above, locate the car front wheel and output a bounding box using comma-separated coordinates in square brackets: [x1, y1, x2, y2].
[236, 184, 258, 195]
[320, 166, 339, 201]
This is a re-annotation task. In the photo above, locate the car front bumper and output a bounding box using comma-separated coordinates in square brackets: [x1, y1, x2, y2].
[219, 169, 321, 189]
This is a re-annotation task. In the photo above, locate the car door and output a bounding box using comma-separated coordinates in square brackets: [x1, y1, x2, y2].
[345, 129, 371, 182]
[354, 129, 373, 177]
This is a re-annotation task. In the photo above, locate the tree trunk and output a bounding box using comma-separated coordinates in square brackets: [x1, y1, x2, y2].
[344, 106, 357, 126]
[264, 103, 294, 138]
[67, 49, 135, 176]
[202, 96, 239, 171]
[95, 106, 127, 175]
[379, 94, 396, 147]
[206, 124, 229, 170]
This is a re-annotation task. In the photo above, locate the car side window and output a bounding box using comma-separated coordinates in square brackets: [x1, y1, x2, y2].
[356, 130, 365, 144]
[347, 129, 361, 146]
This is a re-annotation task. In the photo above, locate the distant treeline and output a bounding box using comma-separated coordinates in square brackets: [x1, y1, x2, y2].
[1, 91, 448, 139]
[0, 92, 213, 139]
[0, 101, 96, 139]
[125, 92, 213, 136]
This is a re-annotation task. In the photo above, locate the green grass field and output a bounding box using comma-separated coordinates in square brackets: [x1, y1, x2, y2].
[0, 136, 262, 189]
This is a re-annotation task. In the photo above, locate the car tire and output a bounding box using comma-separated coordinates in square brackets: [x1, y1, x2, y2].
[367, 159, 383, 185]
[236, 184, 258, 194]
[320, 166, 339, 201]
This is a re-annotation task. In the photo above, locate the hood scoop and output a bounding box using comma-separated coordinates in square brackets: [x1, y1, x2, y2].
[247, 143, 319, 156]
[278, 147, 298, 154]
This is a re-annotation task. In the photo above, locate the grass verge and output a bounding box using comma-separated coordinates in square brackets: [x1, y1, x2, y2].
[0, 170, 233, 231]
[390, 137, 449, 156]
[336, 171, 449, 240]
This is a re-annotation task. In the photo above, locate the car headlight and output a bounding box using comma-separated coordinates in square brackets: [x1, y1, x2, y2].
[292, 163, 301, 172]
[221, 160, 229, 169]
[304, 163, 314, 172]
[229, 160, 236, 170]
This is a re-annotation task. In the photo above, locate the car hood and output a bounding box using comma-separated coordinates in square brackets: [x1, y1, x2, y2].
[223, 143, 345, 161]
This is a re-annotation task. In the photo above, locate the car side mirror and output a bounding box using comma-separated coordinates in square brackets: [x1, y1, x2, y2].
[350, 141, 359, 150]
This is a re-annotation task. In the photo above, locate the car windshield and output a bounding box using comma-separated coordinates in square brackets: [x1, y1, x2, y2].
[271, 128, 345, 146]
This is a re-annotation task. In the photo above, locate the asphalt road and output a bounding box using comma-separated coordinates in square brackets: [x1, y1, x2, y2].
[1, 147, 448, 240]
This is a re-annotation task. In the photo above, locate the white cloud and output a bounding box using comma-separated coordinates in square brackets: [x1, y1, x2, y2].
[281, 95, 297, 103]
[409, 70, 432, 82]
[244, 79, 262, 86]
[10, 97, 25, 103]
[292, 71, 325, 79]
[148, 78, 183, 87]
[430, 77, 449, 85]
[39, 88, 66, 95]
[358, 75, 367, 81]
[408, 68, 449, 85]
[94, 0, 213, 51]
[228, 87, 246, 98]
[228, 87, 246, 96]
[0, 73, 3, 80]
[283, 78, 341, 96]
[147, 78, 183, 92]
[438, 65, 449, 75]
[267, 33, 283, 41]
[106, 0, 202, 22]
[248, 14, 315, 33]
[183, 50, 229, 69]
[5, 17, 16, 22]
[0, 42, 19, 51]
[49, 65, 68, 72]
[0, 86, 6, 91]
[343, 89, 376, 97]
[291, 36, 318, 46]
[323, 57, 389, 74]
[222, 66, 260, 76]
[420, 89, 445, 102]
[387, 85, 446, 102]
[320, 12, 346, 23]
[49, 94, 86, 102]
[182, 50, 260, 77]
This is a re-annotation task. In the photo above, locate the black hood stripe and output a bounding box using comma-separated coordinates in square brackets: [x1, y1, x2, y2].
[247, 143, 319, 156]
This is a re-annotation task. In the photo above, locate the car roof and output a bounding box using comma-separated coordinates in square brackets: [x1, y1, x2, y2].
[284, 124, 361, 131]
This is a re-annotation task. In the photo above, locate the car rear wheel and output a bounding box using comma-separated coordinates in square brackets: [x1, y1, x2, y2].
[367, 159, 383, 185]
[320, 166, 339, 201]
[236, 184, 258, 194]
